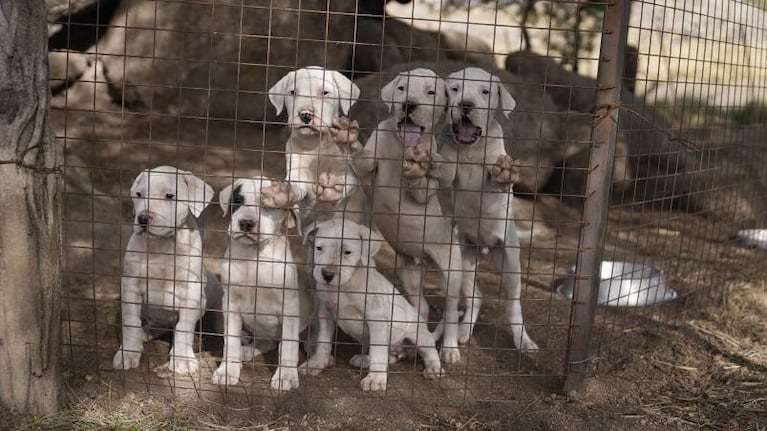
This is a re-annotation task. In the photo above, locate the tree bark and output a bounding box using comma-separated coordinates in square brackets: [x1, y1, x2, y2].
[0, 0, 61, 416]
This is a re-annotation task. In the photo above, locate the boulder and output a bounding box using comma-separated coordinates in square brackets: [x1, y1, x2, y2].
[95, 0, 359, 122]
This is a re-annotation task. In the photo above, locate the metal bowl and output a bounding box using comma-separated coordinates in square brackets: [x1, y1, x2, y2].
[556, 261, 677, 307]
[737, 229, 767, 249]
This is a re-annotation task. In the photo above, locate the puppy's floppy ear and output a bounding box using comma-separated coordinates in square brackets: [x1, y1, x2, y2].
[268, 71, 296, 115]
[495, 76, 517, 118]
[218, 180, 240, 217]
[380, 75, 401, 113]
[129, 170, 149, 198]
[330, 70, 360, 115]
[284, 208, 297, 230]
[357, 223, 383, 265]
[302, 221, 320, 245]
[179, 169, 214, 218]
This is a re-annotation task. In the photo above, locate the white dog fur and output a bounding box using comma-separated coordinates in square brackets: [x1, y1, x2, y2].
[302, 218, 444, 391]
[263, 66, 365, 228]
[439, 67, 538, 351]
[350, 68, 465, 364]
[113, 166, 215, 374]
[211, 177, 314, 390]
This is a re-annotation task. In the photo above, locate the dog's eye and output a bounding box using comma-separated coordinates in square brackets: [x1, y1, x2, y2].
[165, 193, 175, 199]
[316, 246, 323, 252]
[344, 250, 352, 256]
[397, 86, 405, 91]
[289, 90, 295, 95]
[323, 90, 329, 96]
[482, 89, 490, 95]
[427, 90, 435, 95]
[135, 192, 142, 198]
[451, 87, 459, 93]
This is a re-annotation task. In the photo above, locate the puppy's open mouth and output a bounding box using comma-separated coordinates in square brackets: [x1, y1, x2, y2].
[397, 118, 425, 148]
[452, 117, 482, 145]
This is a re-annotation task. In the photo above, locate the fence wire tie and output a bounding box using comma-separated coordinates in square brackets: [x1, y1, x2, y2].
[592, 102, 702, 152]
[567, 355, 607, 366]
[0, 159, 62, 175]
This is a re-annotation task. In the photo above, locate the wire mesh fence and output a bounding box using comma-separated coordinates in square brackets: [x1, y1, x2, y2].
[49, 0, 766, 416]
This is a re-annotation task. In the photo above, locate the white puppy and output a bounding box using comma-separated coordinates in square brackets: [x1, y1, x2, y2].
[302, 218, 444, 391]
[440, 67, 538, 351]
[350, 68, 464, 364]
[263, 66, 365, 227]
[113, 166, 215, 374]
[211, 177, 313, 390]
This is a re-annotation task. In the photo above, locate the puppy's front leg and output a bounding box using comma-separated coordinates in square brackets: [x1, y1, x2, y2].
[360, 320, 390, 391]
[212, 292, 242, 385]
[299, 303, 335, 375]
[271, 300, 301, 391]
[351, 131, 380, 181]
[168, 301, 200, 374]
[113, 278, 145, 370]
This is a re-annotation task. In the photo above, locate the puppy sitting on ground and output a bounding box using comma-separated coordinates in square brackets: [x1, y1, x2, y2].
[302, 218, 444, 391]
[439, 67, 538, 351]
[348, 68, 465, 364]
[113, 166, 216, 374]
[262, 66, 365, 227]
[212, 177, 313, 390]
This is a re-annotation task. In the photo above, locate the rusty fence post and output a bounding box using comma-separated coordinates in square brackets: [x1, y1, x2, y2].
[563, 0, 632, 395]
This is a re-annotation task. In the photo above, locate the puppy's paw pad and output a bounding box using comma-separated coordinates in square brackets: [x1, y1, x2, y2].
[490, 155, 520, 186]
[349, 354, 370, 369]
[314, 173, 345, 202]
[270, 367, 300, 391]
[440, 347, 461, 364]
[402, 147, 431, 178]
[211, 363, 241, 386]
[298, 355, 334, 376]
[112, 349, 141, 370]
[169, 356, 199, 374]
[360, 373, 387, 391]
[423, 365, 445, 380]
[261, 182, 293, 208]
[330, 117, 360, 147]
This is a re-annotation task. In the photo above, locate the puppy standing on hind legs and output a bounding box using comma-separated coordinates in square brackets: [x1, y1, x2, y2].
[261, 66, 365, 226]
[348, 68, 464, 364]
[440, 67, 538, 352]
[211, 177, 313, 390]
[113, 166, 216, 374]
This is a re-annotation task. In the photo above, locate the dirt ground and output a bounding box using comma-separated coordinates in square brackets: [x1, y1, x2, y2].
[3, 91, 767, 430]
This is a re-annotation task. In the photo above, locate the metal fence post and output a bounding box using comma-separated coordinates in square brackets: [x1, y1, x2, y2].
[563, 0, 632, 395]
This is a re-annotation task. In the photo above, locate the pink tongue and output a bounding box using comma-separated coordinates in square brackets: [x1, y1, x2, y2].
[398, 123, 422, 148]
[458, 122, 478, 141]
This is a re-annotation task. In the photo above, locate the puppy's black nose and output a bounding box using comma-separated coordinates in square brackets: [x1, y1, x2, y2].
[404, 101, 417, 114]
[299, 111, 313, 124]
[321, 269, 335, 283]
[460, 101, 474, 113]
[137, 214, 151, 226]
[239, 219, 255, 232]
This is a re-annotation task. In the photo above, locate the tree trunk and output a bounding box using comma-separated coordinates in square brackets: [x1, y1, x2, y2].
[0, 0, 61, 416]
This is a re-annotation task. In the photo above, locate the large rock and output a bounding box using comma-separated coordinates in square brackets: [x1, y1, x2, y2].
[349, 61, 569, 193]
[352, 18, 496, 75]
[507, 51, 767, 226]
[95, 0, 359, 122]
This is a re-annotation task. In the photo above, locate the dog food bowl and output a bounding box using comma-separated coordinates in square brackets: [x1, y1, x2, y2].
[556, 261, 677, 307]
[737, 229, 767, 249]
